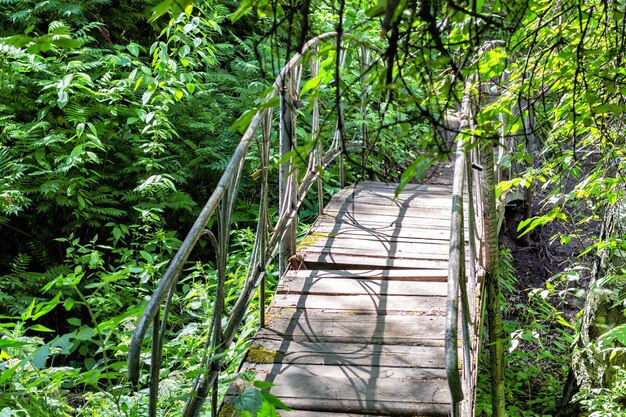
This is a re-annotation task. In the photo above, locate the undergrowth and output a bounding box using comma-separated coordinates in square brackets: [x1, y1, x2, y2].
[0, 227, 280, 417]
[476, 249, 576, 417]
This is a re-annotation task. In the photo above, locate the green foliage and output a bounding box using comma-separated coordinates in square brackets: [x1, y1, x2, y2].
[229, 373, 290, 417]
[476, 249, 576, 417]
[0, 0, 283, 414]
[576, 367, 626, 416]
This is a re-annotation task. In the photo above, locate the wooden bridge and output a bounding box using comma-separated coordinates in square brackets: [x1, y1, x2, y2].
[228, 180, 480, 416]
[127, 32, 491, 417]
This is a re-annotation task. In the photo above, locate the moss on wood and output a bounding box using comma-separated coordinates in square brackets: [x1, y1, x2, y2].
[218, 403, 245, 417]
[247, 344, 280, 364]
[297, 232, 335, 249]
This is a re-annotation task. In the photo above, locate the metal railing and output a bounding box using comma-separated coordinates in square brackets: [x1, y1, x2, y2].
[445, 93, 485, 417]
[126, 32, 382, 417]
[446, 39, 521, 415]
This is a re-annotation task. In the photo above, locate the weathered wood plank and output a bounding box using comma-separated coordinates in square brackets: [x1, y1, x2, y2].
[326, 198, 455, 212]
[238, 363, 451, 415]
[298, 244, 451, 261]
[262, 311, 446, 345]
[317, 212, 455, 226]
[276, 411, 389, 417]
[299, 236, 452, 253]
[276, 411, 388, 417]
[353, 181, 455, 193]
[248, 338, 446, 368]
[312, 215, 470, 232]
[300, 253, 449, 270]
[277, 273, 449, 296]
[282, 268, 450, 281]
[270, 293, 447, 315]
[328, 199, 455, 211]
[307, 223, 461, 241]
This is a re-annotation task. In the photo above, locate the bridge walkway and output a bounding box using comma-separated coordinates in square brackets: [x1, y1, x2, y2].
[229, 181, 474, 416]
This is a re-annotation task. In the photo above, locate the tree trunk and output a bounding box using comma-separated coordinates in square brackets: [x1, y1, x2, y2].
[481, 140, 507, 417]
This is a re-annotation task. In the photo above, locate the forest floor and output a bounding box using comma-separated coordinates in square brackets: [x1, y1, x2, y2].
[501, 182, 598, 324]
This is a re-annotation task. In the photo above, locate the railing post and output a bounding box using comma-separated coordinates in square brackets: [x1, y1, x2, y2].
[308, 50, 324, 216]
[258, 110, 272, 328]
[360, 45, 370, 180]
[279, 77, 297, 276]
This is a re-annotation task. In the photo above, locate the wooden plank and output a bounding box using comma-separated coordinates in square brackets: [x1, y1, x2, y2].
[353, 181, 455, 193]
[238, 363, 451, 415]
[298, 244, 452, 260]
[299, 237, 452, 254]
[302, 232, 453, 245]
[313, 214, 469, 231]
[270, 293, 447, 315]
[307, 223, 458, 241]
[326, 195, 455, 208]
[277, 274, 449, 296]
[282, 268, 450, 281]
[300, 253, 449, 270]
[325, 196, 455, 210]
[299, 247, 450, 262]
[277, 411, 388, 417]
[322, 207, 466, 224]
[277, 411, 389, 417]
[326, 201, 456, 216]
[262, 312, 446, 345]
[318, 212, 454, 225]
[248, 338, 446, 368]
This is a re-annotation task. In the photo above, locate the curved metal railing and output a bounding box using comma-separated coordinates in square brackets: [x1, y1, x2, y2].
[126, 32, 383, 417]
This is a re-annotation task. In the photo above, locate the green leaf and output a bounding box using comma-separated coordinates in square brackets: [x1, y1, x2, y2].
[32, 345, 51, 369]
[260, 390, 291, 411]
[232, 388, 263, 416]
[31, 292, 62, 320]
[67, 317, 81, 326]
[127, 43, 140, 57]
[396, 156, 432, 197]
[301, 75, 324, 94]
[64, 298, 75, 311]
[142, 91, 153, 105]
[85, 357, 96, 370]
[231, 0, 254, 22]
[29, 324, 54, 332]
[0, 340, 29, 349]
[57, 91, 69, 109]
[365, 3, 385, 18]
[149, 0, 194, 23]
[51, 334, 74, 354]
[139, 251, 153, 263]
[52, 38, 82, 49]
[253, 380, 274, 389]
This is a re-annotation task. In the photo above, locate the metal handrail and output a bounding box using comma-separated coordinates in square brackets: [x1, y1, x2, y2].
[446, 40, 511, 416]
[126, 32, 382, 417]
[446, 91, 483, 417]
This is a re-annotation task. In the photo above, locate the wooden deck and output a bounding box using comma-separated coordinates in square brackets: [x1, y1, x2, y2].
[229, 181, 465, 416]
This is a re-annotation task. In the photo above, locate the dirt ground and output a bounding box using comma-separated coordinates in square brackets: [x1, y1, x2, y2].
[424, 158, 598, 320]
[500, 185, 599, 322]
